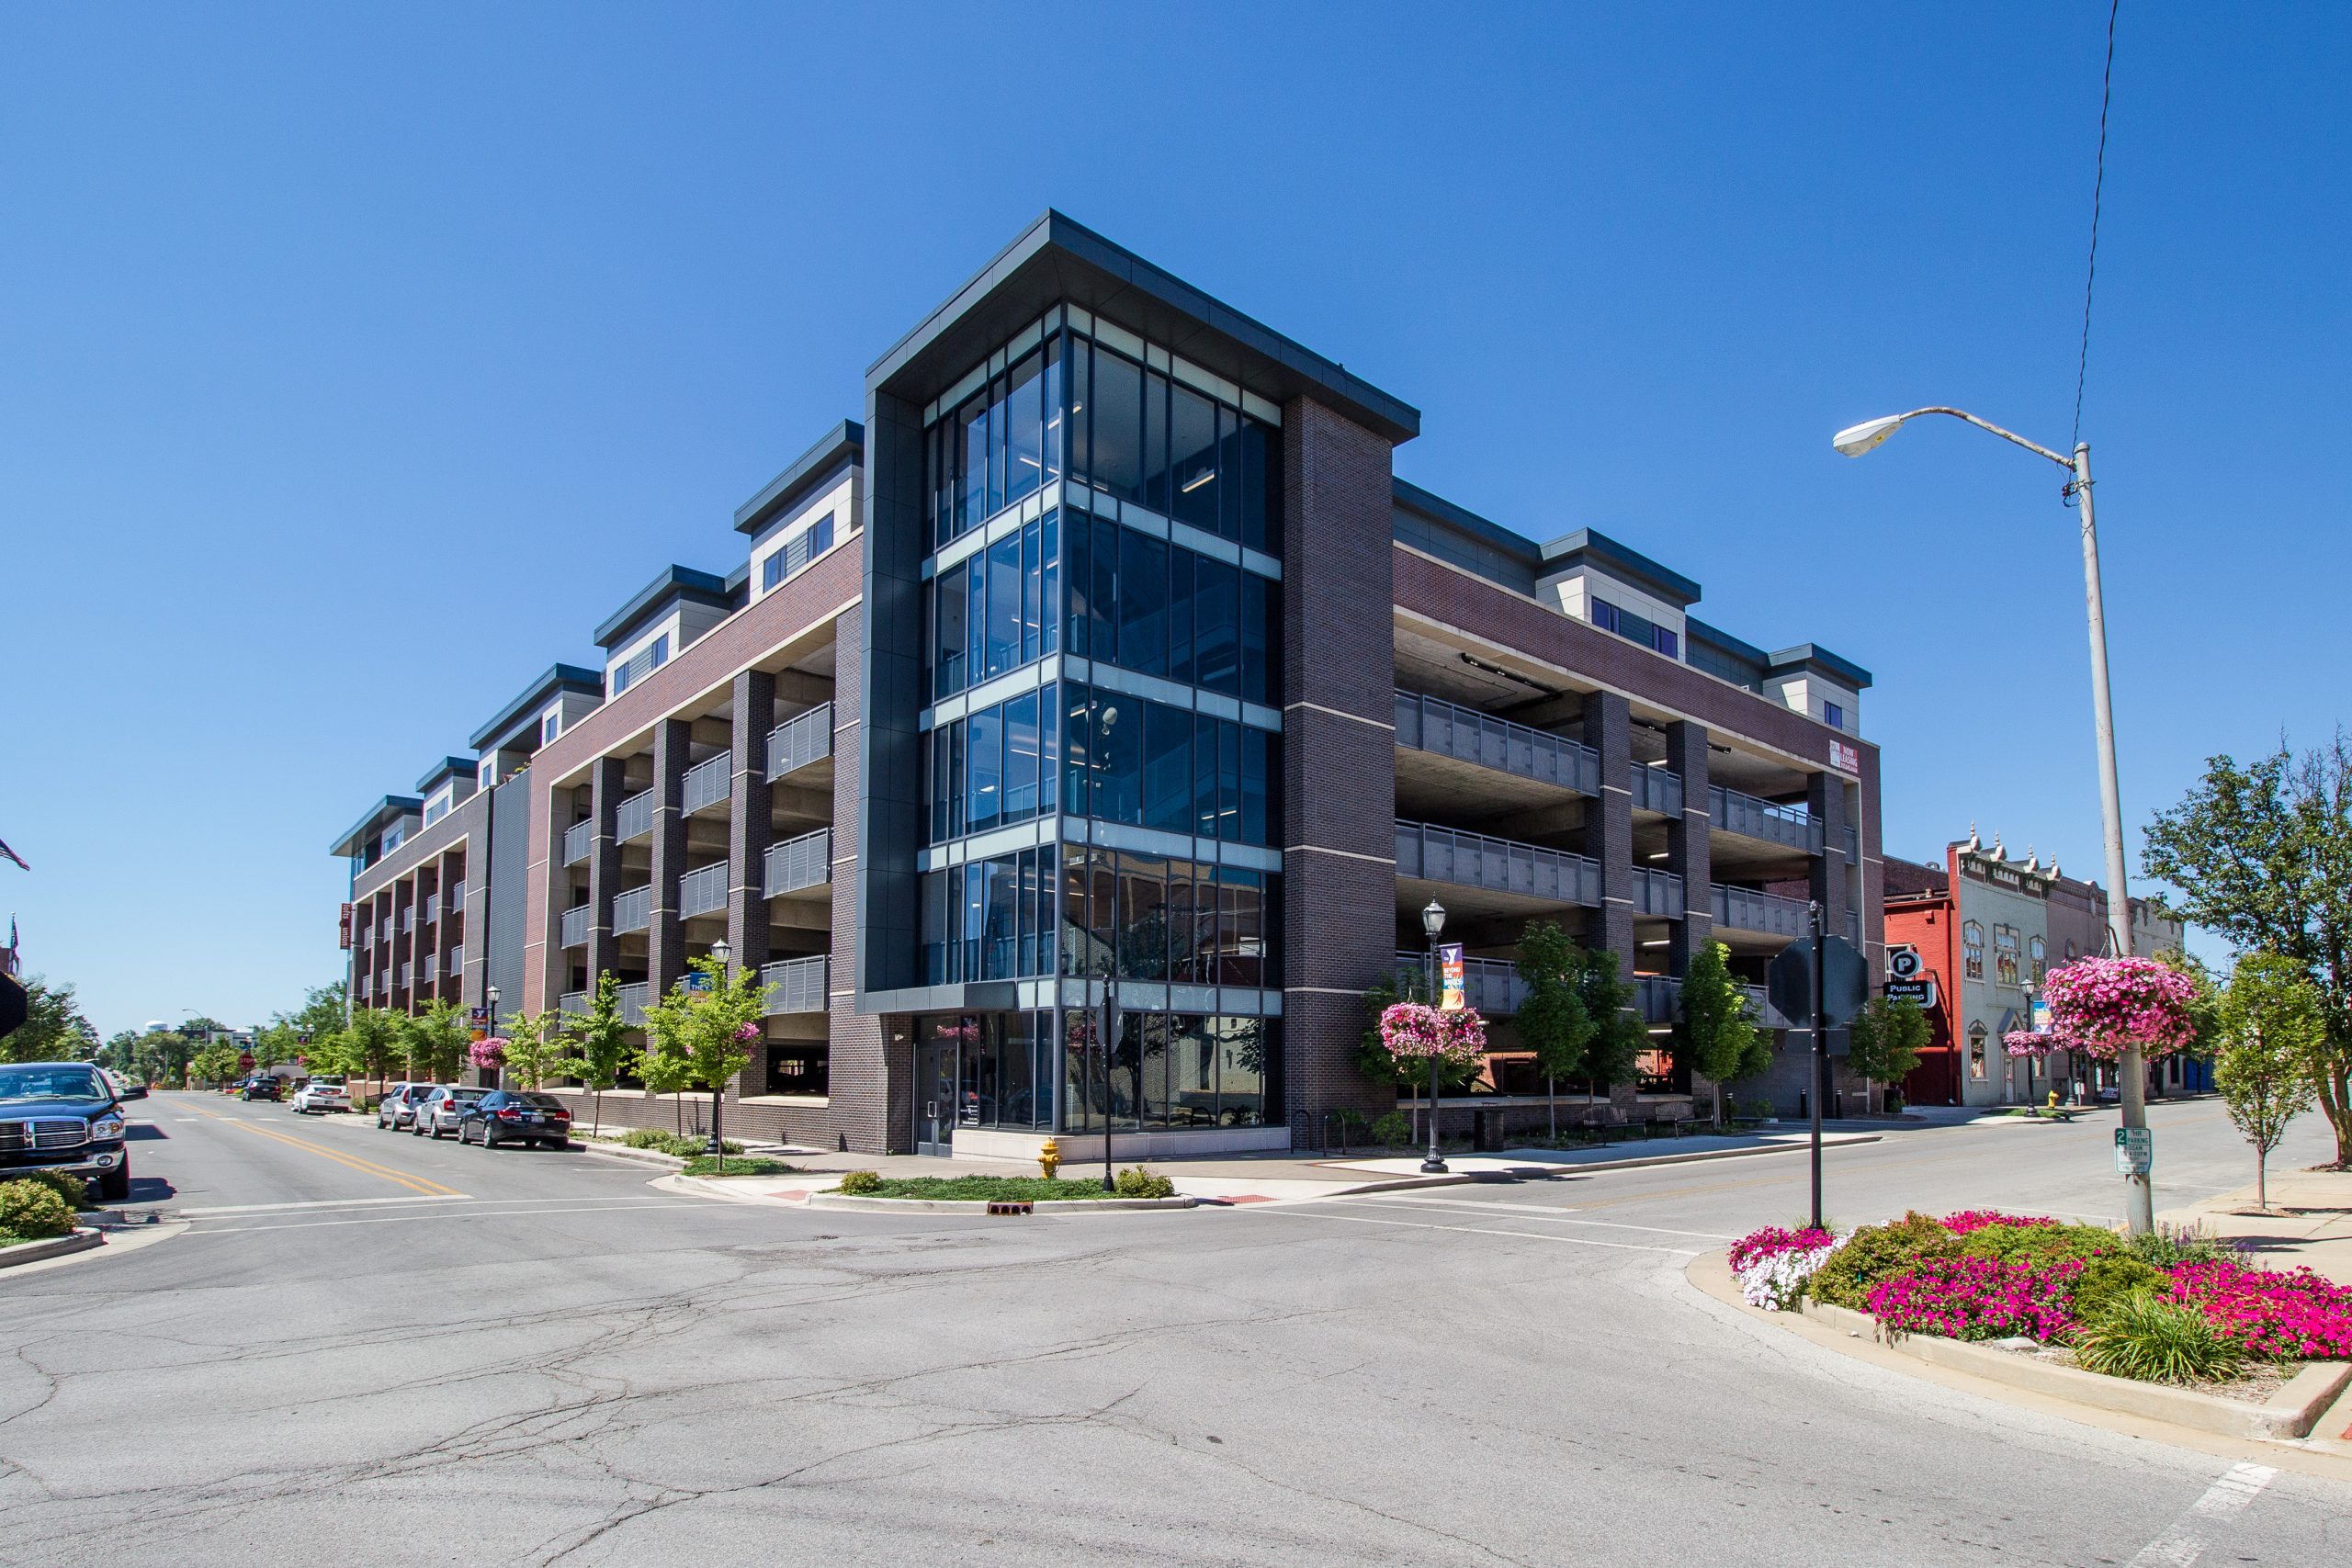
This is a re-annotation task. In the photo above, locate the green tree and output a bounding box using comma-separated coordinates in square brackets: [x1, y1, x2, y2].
[1847, 995, 1930, 1107]
[639, 957, 771, 1168]
[1, 976, 98, 1063]
[557, 972, 634, 1137]
[496, 1010, 565, 1091]
[2143, 736, 2352, 1167]
[1515, 919, 1595, 1139]
[188, 1042, 243, 1087]
[1677, 941, 1765, 1125]
[342, 1008, 405, 1088]
[1572, 950, 1647, 1097]
[2215, 953, 2324, 1211]
[401, 1000, 469, 1084]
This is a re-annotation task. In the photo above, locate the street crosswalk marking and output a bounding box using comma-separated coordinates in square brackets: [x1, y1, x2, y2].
[1357, 1195, 1740, 1241]
[2126, 1462, 2276, 1566]
[178, 1195, 471, 1217]
[1239, 1204, 1706, 1255]
[198, 1199, 684, 1235]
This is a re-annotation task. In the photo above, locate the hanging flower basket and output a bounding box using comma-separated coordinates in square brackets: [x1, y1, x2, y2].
[2041, 955, 2198, 1062]
[469, 1037, 508, 1070]
[1377, 1002, 1487, 1070]
[2001, 1031, 2058, 1059]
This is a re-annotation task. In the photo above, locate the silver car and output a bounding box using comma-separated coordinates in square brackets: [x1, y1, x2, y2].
[411, 1085, 485, 1139]
[376, 1083, 435, 1130]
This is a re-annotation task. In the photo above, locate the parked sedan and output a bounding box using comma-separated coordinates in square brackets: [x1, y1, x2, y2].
[457, 1090, 573, 1149]
[289, 1077, 349, 1114]
[238, 1076, 282, 1102]
[376, 1083, 436, 1130]
[411, 1085, 486, 1139]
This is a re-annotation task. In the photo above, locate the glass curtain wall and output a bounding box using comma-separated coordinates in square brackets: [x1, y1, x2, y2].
[916, 307, 1288, 1136]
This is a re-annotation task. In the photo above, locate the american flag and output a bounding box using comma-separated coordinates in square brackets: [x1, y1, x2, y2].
[0, 838, 26, 872]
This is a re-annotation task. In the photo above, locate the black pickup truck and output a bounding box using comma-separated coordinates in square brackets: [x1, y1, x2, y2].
[0, 1061, 138, 1201]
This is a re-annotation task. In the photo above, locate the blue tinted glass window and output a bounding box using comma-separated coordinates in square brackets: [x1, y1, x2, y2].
[1004, 692, 1040, 822]
[1167, 547, 1195, 686]
[1063, 684, 1092, 823]
[957, 393, 988, 534]
[1091, 349, 1142, 501]
[1142, 372, 1170, 513]
[1005, 352, 1044, 505]
[1241, 573, 1275, 705]
[1042, 337, 1066, 486]
[1193, 716, 1220, 838]
[1240, 727, 1273, 845]
[982, 856, 1019, 980]
[1020, 519, 1041, 665]
[933, 561, 967, 698]
[967, 703, 1002, 835]
[1119, 853, 1168, 980]
[1090, 517, 1119, 665]
[1039, 511, 1058, 658]
[1193, 557, 1239, 695]
[1654, 626, 1678, 659]
[1825, 702, 1844, 731]
[1062, 512, 1090, 658]
[1093, 694, 1141, 826]
[920, 870, 948, 984]
[1143, 702, 1193, 835]
[1592, 598, 1622, 634]
[985, 533, 1022, 679]
[1118, 528, 1167, 678]
[1216, 718, 1241, 840]
[1240, 418, 1276, 555]
[1170, 383, 1218, 529]
[650, 635, 668, 669]
[763, 550, 785, 590]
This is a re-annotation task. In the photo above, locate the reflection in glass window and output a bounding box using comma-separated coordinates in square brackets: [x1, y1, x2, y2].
[1963, 920, 1984, 980]
[1968, 1021, 1987, 1078]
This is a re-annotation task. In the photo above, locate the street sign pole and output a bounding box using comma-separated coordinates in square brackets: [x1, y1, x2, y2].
[1810, 900, 1827, 1231]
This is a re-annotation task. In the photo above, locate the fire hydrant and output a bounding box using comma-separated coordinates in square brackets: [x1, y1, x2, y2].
[2047, 1089, 2062, 1111]
[1037, 1137, 1062, 1180]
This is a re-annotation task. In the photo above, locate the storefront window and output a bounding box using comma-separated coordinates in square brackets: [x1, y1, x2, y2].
[1968, 1021, 1988, 1079]
[1963, 921, 1984, 981]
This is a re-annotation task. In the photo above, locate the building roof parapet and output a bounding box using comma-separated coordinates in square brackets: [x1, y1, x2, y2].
[413, 757, 476, 795]
[328, 796, 424, 859]
[1766, 642, 1874, 692]
[592, 566, 732, 651]
[734, 420, 865, 536]
[867, 209, 1420, 446]
[1537, 527, 1702, 609]
[467, 662, 606, 752]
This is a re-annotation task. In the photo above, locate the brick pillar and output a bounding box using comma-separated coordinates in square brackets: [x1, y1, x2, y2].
[1809, 770, 1851, 941]
[1666, 720, 1713, 979]
[585, 756, 626, 991]
[646, 718, 693, 998]
[727, 671, 776, 975]
[1278, 397, 1400, 1127]
[1581, 690, 1634, 978]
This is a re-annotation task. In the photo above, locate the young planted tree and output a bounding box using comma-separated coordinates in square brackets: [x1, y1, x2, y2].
[1677, 941, 1765, 1125]
[493, 1010, 565, 1091]
[558, 972, 632, 1137]
[2215, 953, 2324, 1212]
[2143, 736, 2352, 1168]
[189, 1042, 243, 1087]
[639, 957, 772, 1171]
[1515, 919, 1595, 1140]
[342, 1009, 406, 1090]
[402, 1000, 471, 1084]
[1847, 995, 1930, 1111]
[1572, 950, 1647, 1100]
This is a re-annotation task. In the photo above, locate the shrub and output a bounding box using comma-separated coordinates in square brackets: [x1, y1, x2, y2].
[622, 1128, 673, 1149]
[1956, 1220, 2123, 1271]
[836, 1170, 883, 1196]
[2074, 1292, 2250, 1384]
[1806, 1213, 1963, 1310]
[680, 1155, 796, 1178]
[0, 1180, 78, 1243]
[14, 1169, 94, 1212]
[1114, 1167, 1176, 1199]
[1942, 1210, 2058, 1235]
[1369, 1111, 1413, 1147]
[2167, 1259, 2352, 1359]
[2071, 1256, 2171, 1325]
[2129, 1222, 2240, 1269]
[1865, 1255, 2082, 1343]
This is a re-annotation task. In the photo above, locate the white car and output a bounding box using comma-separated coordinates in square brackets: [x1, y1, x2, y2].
[290, 1076, 351, 1114]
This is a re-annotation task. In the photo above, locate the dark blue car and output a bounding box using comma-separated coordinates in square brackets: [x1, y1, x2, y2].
[0, 1061, 135, 1201]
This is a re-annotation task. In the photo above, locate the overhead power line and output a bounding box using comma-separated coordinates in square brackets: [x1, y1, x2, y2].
[2073, 0, 2121, 451]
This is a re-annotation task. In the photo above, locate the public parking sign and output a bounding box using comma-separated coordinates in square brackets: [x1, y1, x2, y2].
[2114, 1126, 2154, 1176]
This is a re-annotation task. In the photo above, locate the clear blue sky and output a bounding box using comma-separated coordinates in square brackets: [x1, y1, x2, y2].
[6, 4, 2343, 1036]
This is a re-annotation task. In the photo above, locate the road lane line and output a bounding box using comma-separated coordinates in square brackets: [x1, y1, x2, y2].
[2126, 1462, 2275, 1566]
[1240, 1206, 1703, 1255]
[199, 1200, 685, 1235]
[1356, 1196, 1739, 1240]
[224, 1119, 460, 1196]
[179, 1195, 472, 1217]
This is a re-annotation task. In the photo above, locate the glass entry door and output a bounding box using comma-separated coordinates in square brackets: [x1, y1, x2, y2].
[915, 1029, 956, 1156]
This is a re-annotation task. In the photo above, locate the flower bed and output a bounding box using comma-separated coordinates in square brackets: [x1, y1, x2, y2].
[1726, 1210, 2352, 1385]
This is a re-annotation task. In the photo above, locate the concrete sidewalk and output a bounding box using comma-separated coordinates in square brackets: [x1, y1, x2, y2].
[2159, 1164, 2352, 1286]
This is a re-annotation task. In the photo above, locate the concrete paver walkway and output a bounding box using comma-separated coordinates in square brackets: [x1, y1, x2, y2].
[2159, 1164, 2352, 1286]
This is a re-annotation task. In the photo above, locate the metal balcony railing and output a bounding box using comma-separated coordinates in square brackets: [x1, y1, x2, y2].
[398, 907, 414, 933]
[617, 981, 650, 1026]
[768, 703, 832, 781]
[1392, 690, 1599, 796]
[1629, 763, 1684, 818]
[1393, 951, 1528, 1016]
[446, 880, 465, 911]
[1634, 865, 1686, 918]
[356, 976, 371, 1001]
[1394, 820, 1601, 907]
[559, 989, 587, 1017]
[759, 955, 828, 1015]
[616, 789, 654, 844]
[422, 893, 439, 924]
[763, 828, 831, 898]
[613, 885, 652, 934]
[399, 963, 412, 987]
[1710, 883, 1811, 940]
[1708, 785, 1824, 855]
[563, 819, 593, 866]
[560, 904, 591, 949]
[1637, 974, 1795, 1032]
[683, 752, 732, 815]
[447, 945, 463, 977]
[680, 862, 729, 919]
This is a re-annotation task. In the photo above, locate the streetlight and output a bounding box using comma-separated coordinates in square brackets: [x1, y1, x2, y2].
[484, 984, 502, 1089]
[707, 940, 732, 1159]
[1420, 897, 1448, 1175]
[1833, 406, 2152, 1233]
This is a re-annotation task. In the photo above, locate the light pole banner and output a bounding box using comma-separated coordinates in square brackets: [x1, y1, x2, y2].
[1438, 943, 1465, 1012]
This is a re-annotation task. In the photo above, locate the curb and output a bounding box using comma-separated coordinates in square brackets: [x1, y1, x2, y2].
[577, 1143, 686, 1170]
[0, 1229, 106, 1269]
[1320, 1135, 1884, 1190]
[1688, 1250, 2352, 1450]
[808, 1192, 1197, 1214]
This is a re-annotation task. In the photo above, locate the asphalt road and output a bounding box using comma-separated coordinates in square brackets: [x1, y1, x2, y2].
[1, 1091, 2345, 1566]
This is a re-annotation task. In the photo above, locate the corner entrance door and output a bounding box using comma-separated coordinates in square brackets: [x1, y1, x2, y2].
[915, 1031, 956, 1156]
